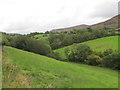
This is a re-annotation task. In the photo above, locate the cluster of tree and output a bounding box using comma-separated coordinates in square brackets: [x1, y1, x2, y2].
[48, 29, 117, 49]
[2, 35, 52, 55]
[2, 34, 14, 46]
[64, 44, 119, 70]
[49, 33, 74, 49]
[2, 32, 119, 70]
[27, 32, 43, 37]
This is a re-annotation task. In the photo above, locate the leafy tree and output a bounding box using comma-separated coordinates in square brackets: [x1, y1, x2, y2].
[62, 35, 74, 46]
[2, 35, 13, 46]
[50, 38, 62, 49]
[27, 32, 42, 37]
[11, 35, 52, 55]
[45, 31, 50, 34]
[67, 44, 92, 62]
[102, 52, 120, 70]
[87, 27, 93, 32]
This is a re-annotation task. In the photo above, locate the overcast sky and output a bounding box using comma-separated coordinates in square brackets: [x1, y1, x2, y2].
[0, 0, 119, 34]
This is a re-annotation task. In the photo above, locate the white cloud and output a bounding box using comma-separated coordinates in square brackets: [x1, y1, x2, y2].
[0, 0, 119, 33]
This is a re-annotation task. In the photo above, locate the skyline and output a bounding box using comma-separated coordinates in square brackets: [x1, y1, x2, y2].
[0, 0, 118, 34]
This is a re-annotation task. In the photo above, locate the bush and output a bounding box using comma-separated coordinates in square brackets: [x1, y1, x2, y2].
[67, 44, 92, 62]
[47, 52, 61, 60]
[86, 54, 102, 66]
[30, 40, 52, 55]
[11, 35, 52, 55]
[103, 49, 113, 56]
[102, 52, 120, 70]
[2, 35, 13, 46]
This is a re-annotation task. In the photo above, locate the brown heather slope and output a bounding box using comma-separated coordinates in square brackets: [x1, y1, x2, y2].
[51, 24, 89, 32]
[90, 15, 119, 30]
[51, 14, 119, 32]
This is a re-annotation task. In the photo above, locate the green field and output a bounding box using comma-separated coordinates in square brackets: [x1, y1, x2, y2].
[54, 36, 119, 60]
[3, 46, 118, 88]
[34, 34, 49, 40]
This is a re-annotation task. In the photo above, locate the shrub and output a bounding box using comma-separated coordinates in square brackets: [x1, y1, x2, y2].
[11, 35, 52, 55]
[47, 52, 61, 60]
[103, 49, 113, 56]
[86, 54, 102, 66]
[102, 52, 120, 70]
[67, 44, 92, 62]
[2, 35, 13, 46]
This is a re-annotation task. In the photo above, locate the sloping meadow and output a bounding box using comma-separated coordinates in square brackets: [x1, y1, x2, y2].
[2, 46, 118, 88]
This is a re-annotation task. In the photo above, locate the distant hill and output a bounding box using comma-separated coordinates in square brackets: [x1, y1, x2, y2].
[51, 15, 119, 32]
[90, 15, 119, 30]
[51, 24, 89, 32]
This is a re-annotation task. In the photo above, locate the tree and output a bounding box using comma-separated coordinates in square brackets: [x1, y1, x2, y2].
[67, 44, 92, 62]
[2, 35, 13, 46]
[27, 32, 41, 37]
[11, 35, 52, 55]
[87, 27, 93, 32]
[102, 52, 120, 70]
[11, 35, 31, 50]
[45, 31, 49, 34]
[62, 35, 73, 46]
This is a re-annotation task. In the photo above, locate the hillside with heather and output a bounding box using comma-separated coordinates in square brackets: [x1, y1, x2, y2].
[51, 15, 119, 32]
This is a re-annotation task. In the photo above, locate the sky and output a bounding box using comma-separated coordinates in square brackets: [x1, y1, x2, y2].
[0, 0, 119, 34]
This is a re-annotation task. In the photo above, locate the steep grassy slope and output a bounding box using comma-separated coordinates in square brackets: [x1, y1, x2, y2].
[54, 36, 118, 60]
[3, 46, 118, 88]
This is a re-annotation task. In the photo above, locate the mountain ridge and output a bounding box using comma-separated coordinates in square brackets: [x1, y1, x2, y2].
[51, 14, 119, 32]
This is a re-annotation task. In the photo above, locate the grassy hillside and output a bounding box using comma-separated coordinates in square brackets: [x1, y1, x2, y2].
[54, 36, 118, 60]
[3, 46, 118, 88]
